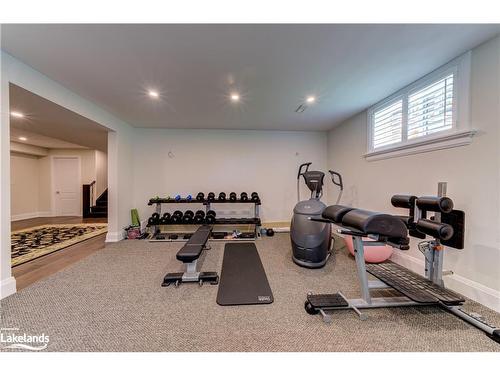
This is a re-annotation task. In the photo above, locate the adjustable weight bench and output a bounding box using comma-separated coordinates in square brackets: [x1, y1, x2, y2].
[305, 183, 499, 343]
[162, 225, 219, 287]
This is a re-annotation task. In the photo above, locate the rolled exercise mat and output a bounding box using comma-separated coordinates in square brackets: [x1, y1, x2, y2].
[216, 243, 274, 306]
[131, 209, 140, 227]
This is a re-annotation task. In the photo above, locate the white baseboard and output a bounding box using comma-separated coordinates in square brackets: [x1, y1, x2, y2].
[106, 231, 125, 243]
[390, 251, 500, 312]
[11, 211, 53, 222]
[0, 277, 17, 299]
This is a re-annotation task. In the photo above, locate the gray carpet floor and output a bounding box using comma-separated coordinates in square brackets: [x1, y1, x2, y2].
[1, 233, 499, 352]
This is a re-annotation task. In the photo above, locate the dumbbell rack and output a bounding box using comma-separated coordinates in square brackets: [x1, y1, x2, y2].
[147, 197, 261, 242]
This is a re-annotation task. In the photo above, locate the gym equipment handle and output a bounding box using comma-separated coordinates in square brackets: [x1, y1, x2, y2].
[391, 195, 417, 209]
[297, 162, 312, 179]
[416, 219, 454, 241]
[416, 196, 454, 213]
[328, 170, 343, 190]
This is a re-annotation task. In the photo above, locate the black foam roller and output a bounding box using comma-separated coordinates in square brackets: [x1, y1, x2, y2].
[416, 196, 454, 213]
[416, 219, 454, 240]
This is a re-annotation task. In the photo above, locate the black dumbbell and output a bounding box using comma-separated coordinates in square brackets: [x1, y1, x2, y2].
[160, 212, 171, 225]
[251, 192, 260, 202]
[207, 192, 216, 202]
[229, 192, 237, 201]
[218, 192, 226, 201]
[193, 215, 205, 224]
[266, 228, 275, 237]
[240, 192, 248, 201]
[193, 210, 205, 224]
[148, 217, 156, 226]
[196, 192, 205, 201]
[150, 213, 160, 225]
[182, 210, 195, 224]
[171, 211, 183, 224]
[206, 210, 217, 224]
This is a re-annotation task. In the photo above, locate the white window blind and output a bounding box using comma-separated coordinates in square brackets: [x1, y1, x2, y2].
[407, 74, 454, 139]
[372, 99, 403, 149]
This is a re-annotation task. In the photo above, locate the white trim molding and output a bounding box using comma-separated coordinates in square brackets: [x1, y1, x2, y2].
[390, 250, 500, 312]
[365, 129, 476, 161]
[106, 231, 125, 243]
[11, 211, 54, 222]
[1, 277, 17, 299]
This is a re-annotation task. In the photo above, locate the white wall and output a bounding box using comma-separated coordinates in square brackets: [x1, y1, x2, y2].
[9, 148, 103, 220]
[41, 149, 99, 214]
[326, 36, 500, 310]
[10, 153, 40, 218]
[132, 129, 328, 223]
[1, 51, 135, 299]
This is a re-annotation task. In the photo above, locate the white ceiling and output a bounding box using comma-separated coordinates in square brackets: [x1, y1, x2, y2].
[10, 127, 87, 149]
[9, 84, 109, 151]
[2, 24, 500, 131]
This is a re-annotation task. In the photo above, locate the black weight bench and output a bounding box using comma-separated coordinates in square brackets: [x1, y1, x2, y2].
[162, 225, 219, 287]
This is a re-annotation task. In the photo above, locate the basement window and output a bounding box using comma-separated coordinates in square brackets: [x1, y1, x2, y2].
[365, 52, 476, 161]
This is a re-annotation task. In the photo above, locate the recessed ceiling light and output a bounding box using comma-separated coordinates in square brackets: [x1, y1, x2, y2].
[230, 93, 240, 102]
[148, 90, 159, 99]
[18, 136, 27, 141]
[306, 96, 316, 103]
[11, 111, 24, 118]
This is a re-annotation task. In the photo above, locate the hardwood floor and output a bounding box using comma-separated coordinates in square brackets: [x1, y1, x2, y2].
[11, 216, 108, 290]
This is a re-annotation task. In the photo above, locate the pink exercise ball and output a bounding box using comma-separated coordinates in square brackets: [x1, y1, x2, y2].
[343, 235, 393, 263]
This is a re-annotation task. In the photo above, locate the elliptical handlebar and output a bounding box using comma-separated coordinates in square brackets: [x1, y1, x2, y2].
[297, 162, 312, 202]
[329, 170, 343, 204]
[329, 170, 343, 189]
[297, 162, 312, 179]
[296, 163, 344, 204]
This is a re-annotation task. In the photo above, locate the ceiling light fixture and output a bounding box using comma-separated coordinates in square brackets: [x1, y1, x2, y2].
[306, 96, 316, 104]
[11, 111, 24, 118]
[148, 90, 160, 99]
[230, 93, 240, 102]
[18, 136, 27, 141]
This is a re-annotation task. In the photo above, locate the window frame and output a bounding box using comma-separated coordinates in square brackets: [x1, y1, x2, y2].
[366, 51, 474, 160]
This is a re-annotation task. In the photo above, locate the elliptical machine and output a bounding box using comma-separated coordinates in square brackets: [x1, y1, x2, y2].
[290, 162, 343, 268]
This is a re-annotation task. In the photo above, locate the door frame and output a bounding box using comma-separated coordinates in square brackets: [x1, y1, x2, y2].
[50, 155, 82, 217]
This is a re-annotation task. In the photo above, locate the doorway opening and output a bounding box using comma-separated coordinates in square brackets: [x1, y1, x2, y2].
[9, 83, 110, 289]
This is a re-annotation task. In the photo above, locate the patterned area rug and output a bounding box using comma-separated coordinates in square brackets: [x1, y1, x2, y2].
[11, 224, 108, 267]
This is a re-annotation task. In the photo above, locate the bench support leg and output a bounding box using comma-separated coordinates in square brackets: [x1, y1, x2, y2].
[443, 304, 500, 343]
[353, 236, 371, 304]
[162, 259, 219, 287]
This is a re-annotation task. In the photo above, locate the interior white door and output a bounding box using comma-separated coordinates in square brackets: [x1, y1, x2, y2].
[53, 157, 80, 216]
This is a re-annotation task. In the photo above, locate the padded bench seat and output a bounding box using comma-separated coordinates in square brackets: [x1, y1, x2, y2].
[321, 204, 409, 247]
[176, 225, 212, 263]
[322, 205, 354, 223]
